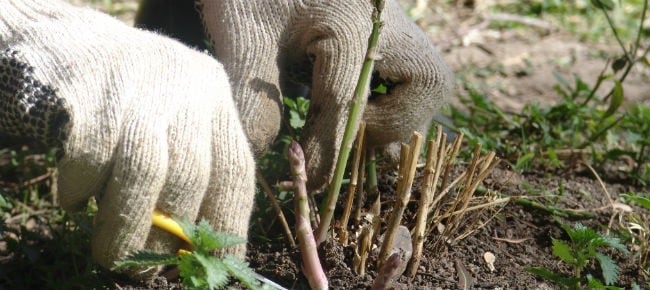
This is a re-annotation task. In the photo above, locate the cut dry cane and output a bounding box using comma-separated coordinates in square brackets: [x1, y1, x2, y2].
[339, 122, 366, 244]
[377, 132, 423, 267]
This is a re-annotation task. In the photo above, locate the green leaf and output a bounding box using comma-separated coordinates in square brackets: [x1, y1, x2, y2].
[0, 193, 11, 210]
[113, 250, 179, 269]
[514, 152, 535, 170]
[603, 80, 624, 118]
[526, 267, 580, 287]
[551, 239, 576, 265]
[176, 215, 199, 244]
[586, 275, 623, 289]
[595, 252, 620, 286]
[371, 83, 387, 94]
[223, 255, 264, 290]
[597, 236, 628, 253]
[590, 0, 615, 10]
[622, 193, 650, 210]
[194, 220, 246, 252]
[283, 97, 297, 111]
[179, 254, 208, 290]
[289, 110, 306, 129]
[297, 97, 310, 115]
[563, 223, 600, 246]
[194, 252, 230, 290]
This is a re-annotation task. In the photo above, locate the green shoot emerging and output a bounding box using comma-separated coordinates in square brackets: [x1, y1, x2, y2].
[114, 216, 272, 290]
[527, 220, 629, 289]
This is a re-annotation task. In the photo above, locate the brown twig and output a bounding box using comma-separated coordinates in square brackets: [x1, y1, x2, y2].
[440, 132, 462, 195]
[354, 144, 367, 227]
[352, 194, 381, 276]
[378, 132, 423, 267]
[287, 141, 328, 290]
[408, 126, 445, 277]
[441, 144, 483, 238]
[581, 160, 614, 207]
[339, 122, 366, 244]
[353, 226, 373, 276]
[256, 170, 296, 248]
[426, 142, 502, 252]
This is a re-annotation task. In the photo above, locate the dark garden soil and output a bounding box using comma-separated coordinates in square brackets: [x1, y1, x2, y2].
[240, 163, 647, 290]
[1, 159, 646, 289]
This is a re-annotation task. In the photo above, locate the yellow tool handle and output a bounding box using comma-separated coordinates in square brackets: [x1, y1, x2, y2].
[151, 209, 192, 245]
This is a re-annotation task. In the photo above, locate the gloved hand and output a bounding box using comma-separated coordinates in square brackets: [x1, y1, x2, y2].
[0, 0, 255, 276]
[198, 0, 454, 190]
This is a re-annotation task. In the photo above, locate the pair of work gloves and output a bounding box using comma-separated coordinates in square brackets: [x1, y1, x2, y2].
[0, 0, 453, 278]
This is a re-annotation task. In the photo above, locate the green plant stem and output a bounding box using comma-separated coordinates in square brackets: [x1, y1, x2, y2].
[367, 148, 378, 196]
[600, 7, 629, 61]
[514, 198, 595, 219]
[580, 59, 609, 107]
[634, 143, 647, 175]
[314, 0, 384, 245]
[355, 147, 378, 225]
[633, 0, 648, 54]
[603, 0, 648, 103]
[579, 114, 625, 149]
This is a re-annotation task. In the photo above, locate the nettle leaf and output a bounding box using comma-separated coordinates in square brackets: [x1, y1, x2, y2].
[586, 275, 624, 290]
[551, 239, 576, 265]
[194, 222, 246, 252]
[176, 215, 199, 243]
[595, 252, 620, 286]
[195, 219, 221, 251]
[223, 255, 264, 290]
[179, 253, 208, 290]
[113, 250, 179, 269]
[598, 236, 628, 253]
[565, 223, 600, 246]
[194, 252, 230, 290]
[526, 267, 580, 287]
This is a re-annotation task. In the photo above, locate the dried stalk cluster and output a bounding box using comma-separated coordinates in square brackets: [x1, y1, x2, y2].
[339, 125, 502, 282]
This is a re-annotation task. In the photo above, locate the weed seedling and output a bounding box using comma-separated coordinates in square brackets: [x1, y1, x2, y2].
[527, 220, 629, 289]
[115, 211, 273, 290]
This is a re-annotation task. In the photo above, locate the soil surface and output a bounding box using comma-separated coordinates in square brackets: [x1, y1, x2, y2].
[243, 163, 646, 289]
[1, 1, 648, 289]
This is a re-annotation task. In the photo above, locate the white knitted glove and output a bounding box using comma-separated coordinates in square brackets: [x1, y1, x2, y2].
[198, 0, 454, 190]
[0, 0, 255, 275]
